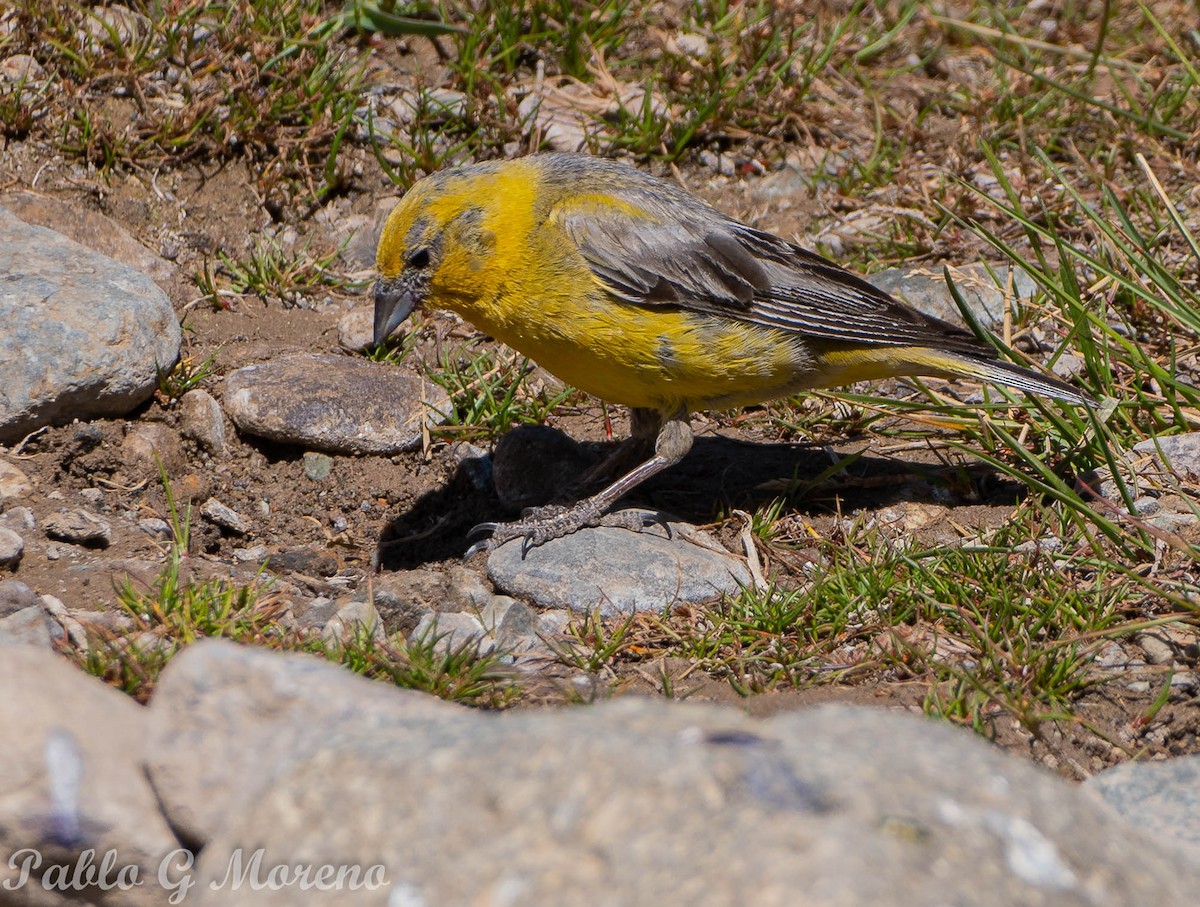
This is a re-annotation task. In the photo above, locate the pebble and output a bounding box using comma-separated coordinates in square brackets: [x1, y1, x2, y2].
[267, 545, 338, 576]
[232, 544, 267, 563]
[0, 207, 181, 443]
[178, 388, 228, 455]
[120, 422, 186, 476]
[43, 508, 112, 547]
[0, 459, 32, 501]
[40, 593, 89, 651]
[487, 514, 752, 615]
[200, 497, 250, 534]
[0, 527, 22, 567]
[336, 303, 375, 352]
[137, 517, 173, 539]
[222, 353, 451, 455]
[370, 565, 492, 634]
[302, 451, 332, 481]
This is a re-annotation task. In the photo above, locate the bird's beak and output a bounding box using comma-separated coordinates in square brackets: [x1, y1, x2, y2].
[373, 278, 416, 346]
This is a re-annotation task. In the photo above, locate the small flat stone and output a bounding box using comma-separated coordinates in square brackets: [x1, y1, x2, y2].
[200, 498, 250, 534]
[232, 544, 267, 563]
[137, 517, 173, 539]
[302, 451, 332, 481]
[223, 353, 450, 455]
[43, 508, 111, 547]
[267, 545, 338, 576]
[371, 565, 492, 635]
[487, 514, 751, 615]
[0, 506, 35, 533]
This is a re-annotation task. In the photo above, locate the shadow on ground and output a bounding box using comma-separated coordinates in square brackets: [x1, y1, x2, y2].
[374, 426, 1028, 570]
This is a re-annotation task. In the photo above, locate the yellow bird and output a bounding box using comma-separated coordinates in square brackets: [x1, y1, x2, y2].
[373, 153, 1091, 553]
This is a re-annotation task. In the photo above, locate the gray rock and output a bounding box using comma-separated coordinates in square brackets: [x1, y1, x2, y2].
[0, 505, 36, 533]
[41, 594, 89, 652]
[0, 189, 177, 288]
[479, 595, 540, 651]
[370, 565, 492, 635]
[43, 509, 111, 547]
[487, 515, 751, 615]
[199, 498, 250, 535]
[0, 579, 39, 615]
[144, 639, 460, 847]
[0, 458, 33, 501]
[321, 598, 384, 647]
[0, 207, 181, 443]
[0, 604, 52, 647]
[868, 262, 1037, 331]
[412, 610, 491, 655]
[1133, 432, 1200, 481]
[0, 647, 178, 905]
[178, 389, 227, 455]
[188, 699, 1200, 906]
[1085, 757, 1200, 858]
[222, 354, 450, 455]
[231, 543, 267, 562]
[0, 526, 23, 567]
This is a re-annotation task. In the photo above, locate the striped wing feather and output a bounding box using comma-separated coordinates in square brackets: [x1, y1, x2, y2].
[550, 182, 995, 361]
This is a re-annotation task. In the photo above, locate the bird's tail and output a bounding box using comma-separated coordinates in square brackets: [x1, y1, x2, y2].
[944, 353, 1095, 407]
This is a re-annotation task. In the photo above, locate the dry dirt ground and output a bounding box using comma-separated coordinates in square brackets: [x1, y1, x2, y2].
[2, 2, 1198, 780]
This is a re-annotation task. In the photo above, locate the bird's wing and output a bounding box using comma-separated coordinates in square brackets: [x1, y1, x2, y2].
[550, 190, 992, 356]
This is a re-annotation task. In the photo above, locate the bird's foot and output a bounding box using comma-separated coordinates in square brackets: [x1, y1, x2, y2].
[465, 504, 669, 559]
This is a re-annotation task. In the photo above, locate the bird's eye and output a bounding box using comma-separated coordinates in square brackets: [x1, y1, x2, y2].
[407, 248, 431, 269]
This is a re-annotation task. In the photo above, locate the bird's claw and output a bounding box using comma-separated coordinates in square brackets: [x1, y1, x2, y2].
[463, 505, 669, 560]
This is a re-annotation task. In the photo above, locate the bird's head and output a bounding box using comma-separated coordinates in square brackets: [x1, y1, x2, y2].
[372, 168, 496, 347]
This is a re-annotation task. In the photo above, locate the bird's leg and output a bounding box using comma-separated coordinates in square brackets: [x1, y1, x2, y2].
[468, 408, 692, 557]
